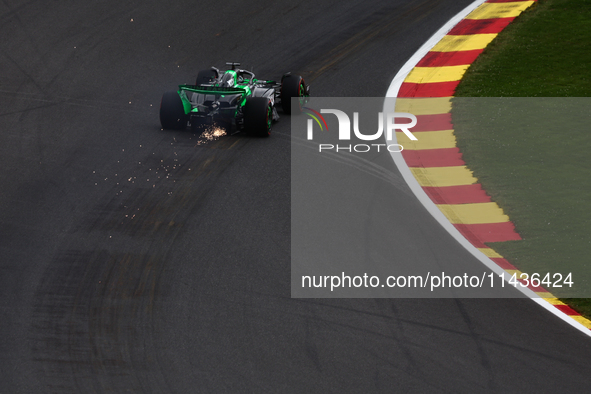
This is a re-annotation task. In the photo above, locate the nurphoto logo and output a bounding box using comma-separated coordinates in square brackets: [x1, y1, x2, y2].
[303, 107, 418, 153]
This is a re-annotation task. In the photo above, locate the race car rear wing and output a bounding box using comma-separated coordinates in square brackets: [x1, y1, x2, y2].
[178, 84, 248, 114]
[179, 84, 246, 96]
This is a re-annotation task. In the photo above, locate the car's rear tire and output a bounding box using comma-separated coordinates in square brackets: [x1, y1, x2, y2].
[244, 97, 272, 137]
[160, 91, 187, 130]
[196, 69, 218, 85]
[281, 75, 306, 114]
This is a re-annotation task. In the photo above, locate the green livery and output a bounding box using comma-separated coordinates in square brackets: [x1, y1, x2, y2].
[160, 62, 309, 137]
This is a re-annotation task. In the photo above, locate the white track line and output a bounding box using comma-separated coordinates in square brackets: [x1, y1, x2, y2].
[383, 0, 591, 337]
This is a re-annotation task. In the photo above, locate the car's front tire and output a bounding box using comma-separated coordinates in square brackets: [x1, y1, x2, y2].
[160, 91, 188, 130]
[281, 75, 307, 114]
[244, 97, 272, 137]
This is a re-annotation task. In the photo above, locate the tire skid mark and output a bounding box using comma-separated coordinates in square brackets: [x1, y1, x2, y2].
[304, 0, 442, 83]
[30, 135, 248, 392]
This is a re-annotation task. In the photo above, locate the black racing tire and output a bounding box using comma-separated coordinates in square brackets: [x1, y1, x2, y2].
[160, 91, 188, 130]
[281, 75, 306, 114]
[195, 69, 218, 85]
[244, 97, 272, 138]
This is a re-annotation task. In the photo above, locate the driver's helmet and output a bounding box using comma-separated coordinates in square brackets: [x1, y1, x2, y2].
[219, 72, 236, 87]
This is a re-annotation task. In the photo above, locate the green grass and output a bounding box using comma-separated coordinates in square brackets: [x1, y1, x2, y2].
[455, 0, 591, 97]
[453, 0, 591, 316]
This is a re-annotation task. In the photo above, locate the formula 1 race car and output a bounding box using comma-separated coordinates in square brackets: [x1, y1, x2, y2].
[159, 62, 309, 137]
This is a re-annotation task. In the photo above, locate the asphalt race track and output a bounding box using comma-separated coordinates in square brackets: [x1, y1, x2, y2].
[1, 1, 591, 392]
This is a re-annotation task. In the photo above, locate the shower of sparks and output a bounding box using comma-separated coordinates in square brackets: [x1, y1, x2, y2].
[197, 126, 227, 144]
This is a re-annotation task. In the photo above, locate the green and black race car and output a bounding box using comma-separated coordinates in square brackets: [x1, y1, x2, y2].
[159, 62, 309, 137]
